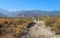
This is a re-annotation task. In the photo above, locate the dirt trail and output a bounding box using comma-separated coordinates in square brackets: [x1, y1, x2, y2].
[20, 20, 60, 38]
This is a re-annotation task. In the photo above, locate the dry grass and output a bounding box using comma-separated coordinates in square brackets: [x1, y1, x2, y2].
[42, 17, 60, 34]
[0, 17, 33, 38]
[1, 17, 60, 38]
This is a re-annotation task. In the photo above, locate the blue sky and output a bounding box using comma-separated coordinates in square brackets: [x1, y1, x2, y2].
[0, 0, 60, 11]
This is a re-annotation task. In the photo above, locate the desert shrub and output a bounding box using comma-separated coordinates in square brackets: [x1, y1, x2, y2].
[52, 18, 60, 34]
[0, 24, 5, 36]
[15, 19, 27, 25]
[45, 18, 55, 27]
[44, 17, 60, 34]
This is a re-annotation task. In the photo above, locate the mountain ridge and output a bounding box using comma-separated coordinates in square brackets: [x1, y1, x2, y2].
[0, 9, 60, 17]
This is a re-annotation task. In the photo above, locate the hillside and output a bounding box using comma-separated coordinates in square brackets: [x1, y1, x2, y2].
[0, 17, 60, 38]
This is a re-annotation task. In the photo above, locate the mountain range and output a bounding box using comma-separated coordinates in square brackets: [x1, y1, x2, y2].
[0, 9, 60, 17]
